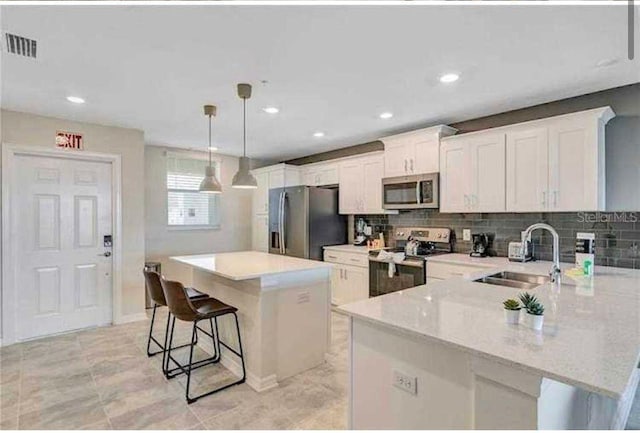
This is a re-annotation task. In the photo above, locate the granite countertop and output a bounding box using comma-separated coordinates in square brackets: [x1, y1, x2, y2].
[338, 254, 640, 399]
[171, 251, 332, 281]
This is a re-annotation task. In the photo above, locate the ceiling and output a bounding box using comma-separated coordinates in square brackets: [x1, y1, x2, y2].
[2, 4, 638, 161]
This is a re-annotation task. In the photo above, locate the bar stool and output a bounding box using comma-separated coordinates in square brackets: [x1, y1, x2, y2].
[142, 270, 208, 376]
[160, 278, 246, 404]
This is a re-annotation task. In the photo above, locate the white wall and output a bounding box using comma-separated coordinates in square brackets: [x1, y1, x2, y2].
[144, 145, 252, 285]
[1, 109, 146, 320]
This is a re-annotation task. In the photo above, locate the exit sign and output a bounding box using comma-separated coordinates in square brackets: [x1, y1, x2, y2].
[56, 131, 83, 150]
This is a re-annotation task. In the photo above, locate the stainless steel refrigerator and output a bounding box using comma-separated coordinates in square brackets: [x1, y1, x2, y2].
[269, 186, 347, 260]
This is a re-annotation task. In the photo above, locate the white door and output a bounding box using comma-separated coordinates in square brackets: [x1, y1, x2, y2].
[506, 127, 549, 212]
[339, 161, 363, 214]
[383, 140, 410, 177]
[548, 118, 598, 211]
[342, 264, 368, 304]
[12, 155, 113, 340]
[469, 133, 506, 212]
[362, 156, 384, 213]
[439, 140, 469, 212]
[412, 137, 439, 174]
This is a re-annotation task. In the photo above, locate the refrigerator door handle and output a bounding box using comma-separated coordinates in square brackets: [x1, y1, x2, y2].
[279, 191, 286, 254]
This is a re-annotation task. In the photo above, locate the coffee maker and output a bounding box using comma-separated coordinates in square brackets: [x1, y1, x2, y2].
[470, 233, 491, 257]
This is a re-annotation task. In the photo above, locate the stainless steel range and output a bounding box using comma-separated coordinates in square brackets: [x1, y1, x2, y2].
[369, 227, 453, 297]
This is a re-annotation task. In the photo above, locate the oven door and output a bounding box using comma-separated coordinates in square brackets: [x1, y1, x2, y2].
[369, 259, 426, 297]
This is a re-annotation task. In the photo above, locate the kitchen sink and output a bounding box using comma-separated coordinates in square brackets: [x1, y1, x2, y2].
[473, 271, 550, 290]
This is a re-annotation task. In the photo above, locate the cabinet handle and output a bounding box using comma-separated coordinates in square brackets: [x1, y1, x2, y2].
[344, 269, 348, 280]
[464, 194, 469, 210]
[472, 194, 478, 209]
[410, 159, 414, 172]
[404, 159, 408, 173]
[553, 191, 558, 208]
[328, 255, 337, 260]
[542, 191, 547, 207]
[350, 258, 360, 263]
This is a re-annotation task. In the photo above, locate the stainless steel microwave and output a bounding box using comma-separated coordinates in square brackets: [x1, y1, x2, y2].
[382, 173, 439, 209]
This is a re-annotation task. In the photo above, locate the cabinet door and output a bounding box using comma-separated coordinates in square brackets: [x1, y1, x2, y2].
[303, 168, 319, 186]
[439, 140, 470, 212]
[330, 266, 344, 305]
[252, 214, 269, 252]
[383, 140, 411, 177]
[343, 264, 369, 304]
[506, 127, 549, 212]
[548, 118, 600, 211]
[469, 133, 506, 212]
[253, 171, 269, 214]
[269, 170, 285, 190]
[339, 161, 363, 214]
[412, 137, 439, 174]
[362, 156, 384, 213]
[318, 164, 339, 185]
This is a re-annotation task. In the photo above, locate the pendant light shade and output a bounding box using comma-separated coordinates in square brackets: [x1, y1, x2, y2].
[232, 83, 258, 189]
[199, 104, 223, 194]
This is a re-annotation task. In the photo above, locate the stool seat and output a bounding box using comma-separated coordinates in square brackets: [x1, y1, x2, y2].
[185, 287, 208, 300]
[191, 298, 237, 319]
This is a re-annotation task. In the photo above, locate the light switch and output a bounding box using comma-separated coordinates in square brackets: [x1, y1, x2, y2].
[463, 229, 471, 241]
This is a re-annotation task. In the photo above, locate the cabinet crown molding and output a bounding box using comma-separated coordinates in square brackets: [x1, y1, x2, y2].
[380, 124, 458, 143]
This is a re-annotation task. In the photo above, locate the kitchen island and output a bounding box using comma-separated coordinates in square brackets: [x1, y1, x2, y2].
[338, 258, 640, 430]
[171, 251, 333, 392]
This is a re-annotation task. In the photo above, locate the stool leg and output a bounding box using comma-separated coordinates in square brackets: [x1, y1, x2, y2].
[210, 318, 218, 361]
[161, 310, 172, 375]
[233, 312, 246, 383]
[146, 304, 157, 357]
[185, 321, 198, 404]
[165, 315, 177, 378]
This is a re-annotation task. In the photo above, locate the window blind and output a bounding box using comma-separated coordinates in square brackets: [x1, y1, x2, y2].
[166, 152, 220, 227]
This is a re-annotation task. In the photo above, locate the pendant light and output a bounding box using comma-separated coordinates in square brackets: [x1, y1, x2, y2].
[199, 104, 223, 194]
[231, 83, 258, 189]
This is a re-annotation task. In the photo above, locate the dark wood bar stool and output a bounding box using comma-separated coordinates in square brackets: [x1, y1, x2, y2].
[160, 278, 246, 404]
[142, 270, 209, 376]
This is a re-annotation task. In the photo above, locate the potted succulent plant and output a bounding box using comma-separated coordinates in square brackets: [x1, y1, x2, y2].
[525, 301, 545, 331]
[502, 299, 521, 325]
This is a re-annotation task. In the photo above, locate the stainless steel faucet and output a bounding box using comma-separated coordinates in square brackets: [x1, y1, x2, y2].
[521, 223, 562, 283]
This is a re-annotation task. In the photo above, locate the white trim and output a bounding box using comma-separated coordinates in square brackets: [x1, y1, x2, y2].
[113, 312, 148, 325]
[1, 143, 124, 346]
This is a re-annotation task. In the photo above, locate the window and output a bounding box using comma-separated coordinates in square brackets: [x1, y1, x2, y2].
[166, 152, 220, 228]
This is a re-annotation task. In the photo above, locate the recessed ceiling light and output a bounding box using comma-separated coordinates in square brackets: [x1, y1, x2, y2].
[208, 146, 218, 152]
[263, 107, 279, 114]
[439, 73, 459, 83]
[379, 112, 394, 119]
[66, 96, 85, 104]
[313, 132, 325, 138]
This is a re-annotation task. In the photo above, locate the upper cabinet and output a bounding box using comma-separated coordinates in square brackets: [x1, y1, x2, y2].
[381, 125, 457, 177]
[301, 161, 339, 186]
[251, 163, 302, 216]
[339, 153, 390, 215]
[440, 132, 506, 213]
[440, 107, 614, 213]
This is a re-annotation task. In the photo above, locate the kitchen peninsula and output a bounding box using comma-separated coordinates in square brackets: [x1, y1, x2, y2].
[171, 251, 332, 392]
[338, 259, 640, 430]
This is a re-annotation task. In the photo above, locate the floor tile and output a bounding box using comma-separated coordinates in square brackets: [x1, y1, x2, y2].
[18, 394, 108, 430]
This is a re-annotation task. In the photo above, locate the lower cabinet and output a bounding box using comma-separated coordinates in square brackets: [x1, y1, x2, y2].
[324, 250, 369, 305]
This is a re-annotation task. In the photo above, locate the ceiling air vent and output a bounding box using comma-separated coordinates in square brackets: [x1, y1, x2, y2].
[4, 33, 37, 58]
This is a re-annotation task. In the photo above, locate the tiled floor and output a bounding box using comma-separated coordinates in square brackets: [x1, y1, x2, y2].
[0, 309, 348, 430]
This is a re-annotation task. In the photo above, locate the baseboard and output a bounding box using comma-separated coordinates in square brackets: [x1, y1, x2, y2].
[114, 312, 147, 325]
[219, 351, 278, 392]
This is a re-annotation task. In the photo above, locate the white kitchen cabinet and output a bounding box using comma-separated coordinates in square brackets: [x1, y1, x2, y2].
[253, 171, 269, 215]
[503, 107, 613, 212]
[324, 249, 369, 305]
[252, 214, 269, 252]
[440, 132, 506, 213]
[339, 153, 389, 214]
[440, 107, 614, 213]
[382, 125, 457, 177]
[506, 127, 549, 212]
[302, 161, 339, 186]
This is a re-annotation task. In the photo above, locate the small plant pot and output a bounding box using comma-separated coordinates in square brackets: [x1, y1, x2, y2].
[504, 309, 521, 325]
[526, 313, 544, 331]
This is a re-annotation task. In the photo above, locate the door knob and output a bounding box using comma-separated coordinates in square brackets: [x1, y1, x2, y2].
[98, 251, 112, 257]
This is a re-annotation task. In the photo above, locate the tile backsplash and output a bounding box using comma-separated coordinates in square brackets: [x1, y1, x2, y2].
[356, 211, 640, 269]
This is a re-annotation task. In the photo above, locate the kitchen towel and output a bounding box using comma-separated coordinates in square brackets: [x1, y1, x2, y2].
[376, 250, 406, 278]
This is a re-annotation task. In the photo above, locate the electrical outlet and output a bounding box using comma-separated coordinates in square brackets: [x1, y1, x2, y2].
[463, 229, 471, 241]
[392, 369, 417, 395]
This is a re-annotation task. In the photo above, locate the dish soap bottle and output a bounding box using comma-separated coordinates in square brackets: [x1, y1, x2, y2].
[575, 232, 595, 276]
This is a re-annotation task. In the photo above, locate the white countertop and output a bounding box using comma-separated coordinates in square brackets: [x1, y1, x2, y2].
[323, 244, 377, 255]
[171, 251, 332, 281]
[338, 254, 640, 399]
